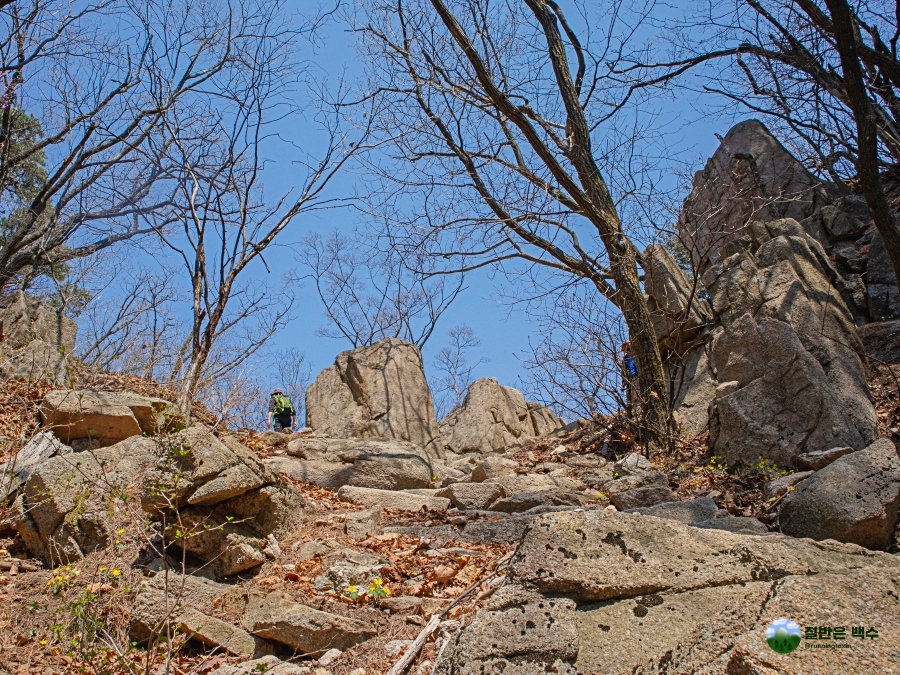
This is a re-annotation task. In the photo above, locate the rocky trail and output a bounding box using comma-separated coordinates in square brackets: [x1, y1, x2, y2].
[1, 120, 900, 674]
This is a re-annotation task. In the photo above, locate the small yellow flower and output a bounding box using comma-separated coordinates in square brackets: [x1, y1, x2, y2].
[116, 528, 125, 535]
[373, 578, 383, 586]
[384, 587, 391, 596]
[111, 569, 121, 577]
[347, 585, 358, 593]
[40, 639, 47, 645]
[46, 579, 53, 586]
[98, 567, 107, 572]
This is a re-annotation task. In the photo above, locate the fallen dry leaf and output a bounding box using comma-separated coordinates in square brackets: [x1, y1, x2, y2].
[426, 565, 458, 584]
[84, 583, 114, 594]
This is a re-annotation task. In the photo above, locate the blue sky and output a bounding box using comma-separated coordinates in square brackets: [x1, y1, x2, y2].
[237, 2, 731, 405]
[67, 0, 742, 419]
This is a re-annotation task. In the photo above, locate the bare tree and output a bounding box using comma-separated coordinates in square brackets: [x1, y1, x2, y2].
[520, 282, 630, 420]
[0, 0, 280, 295]
[430, 324, 487, 419]
[145, 3, 360, 415]
[296, 228, 464, 349]
[63, 253, 182, 376]
[626, 0, 900, 287]
[353, 0, 673, 448]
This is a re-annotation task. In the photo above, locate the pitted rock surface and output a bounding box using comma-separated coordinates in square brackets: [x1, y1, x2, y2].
[435, 509, 900, 675]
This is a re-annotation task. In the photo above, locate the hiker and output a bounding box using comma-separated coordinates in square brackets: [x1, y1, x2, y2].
[267, 388, 296, 433]
[621, 341, 638, 412]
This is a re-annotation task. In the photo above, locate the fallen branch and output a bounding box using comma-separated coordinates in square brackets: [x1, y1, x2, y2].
[385, 614, 442, 675]
[384, 549, 517, 675]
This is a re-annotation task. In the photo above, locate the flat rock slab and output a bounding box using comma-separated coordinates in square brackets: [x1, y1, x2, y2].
[40, 389, 175, 446]
[693, 515, 769, 535]
[780, 438, 900, 549]
[508, 509, 900, 602]
[609, 485, 676, 510]
[435, 508, 900, 675]
[242, 593, 375, 652]
[485, 473, 583, 496]
[265, 438, 435, 490]
[436, 482, 504, 511]
[488, 489, 581, 513]
[337, 485, 450, 511]
[625, 496, 719, 524]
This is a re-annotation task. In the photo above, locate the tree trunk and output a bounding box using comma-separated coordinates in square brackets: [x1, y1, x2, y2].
[824, 0, 900, 294]
[606, 252, 670, 451]
[525, 0, 670, 450]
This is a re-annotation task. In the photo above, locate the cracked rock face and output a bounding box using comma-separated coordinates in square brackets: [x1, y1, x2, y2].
[0, 292, 78, 382]
[434, 586, 578, 675]
[435, 510, 900, 675]
[438, 378, 564, 455]
[13, 424, 305, 577]
[305, 338, 442, 455]
[677, 119, 837, 274]
[702, 219, 876, 467]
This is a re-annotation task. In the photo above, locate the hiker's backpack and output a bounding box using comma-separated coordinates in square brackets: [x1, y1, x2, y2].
[272, 393, 295, 416]
[624, 356, 638, 377]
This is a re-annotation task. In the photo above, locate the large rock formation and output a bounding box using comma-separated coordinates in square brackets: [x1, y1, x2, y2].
[660, 209, 877, 465]
[11, 418, 306, 577]
[264, 436, 438, 490]
[677, 118, 899, 325]
[705, 218, 876, 466]
[779, 438, 900, 549]
[0, 292, 77, 382]
[643, 244, 716, 436]
[305, 338, 442, 455]
[643, 243, 712, 351]
[678, 119, 837, 273]
[434, 509, 900, 675]
[438, 378, 564, 454]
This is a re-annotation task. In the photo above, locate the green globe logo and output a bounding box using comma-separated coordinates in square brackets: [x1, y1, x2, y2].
[766, 618, 801, 654]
